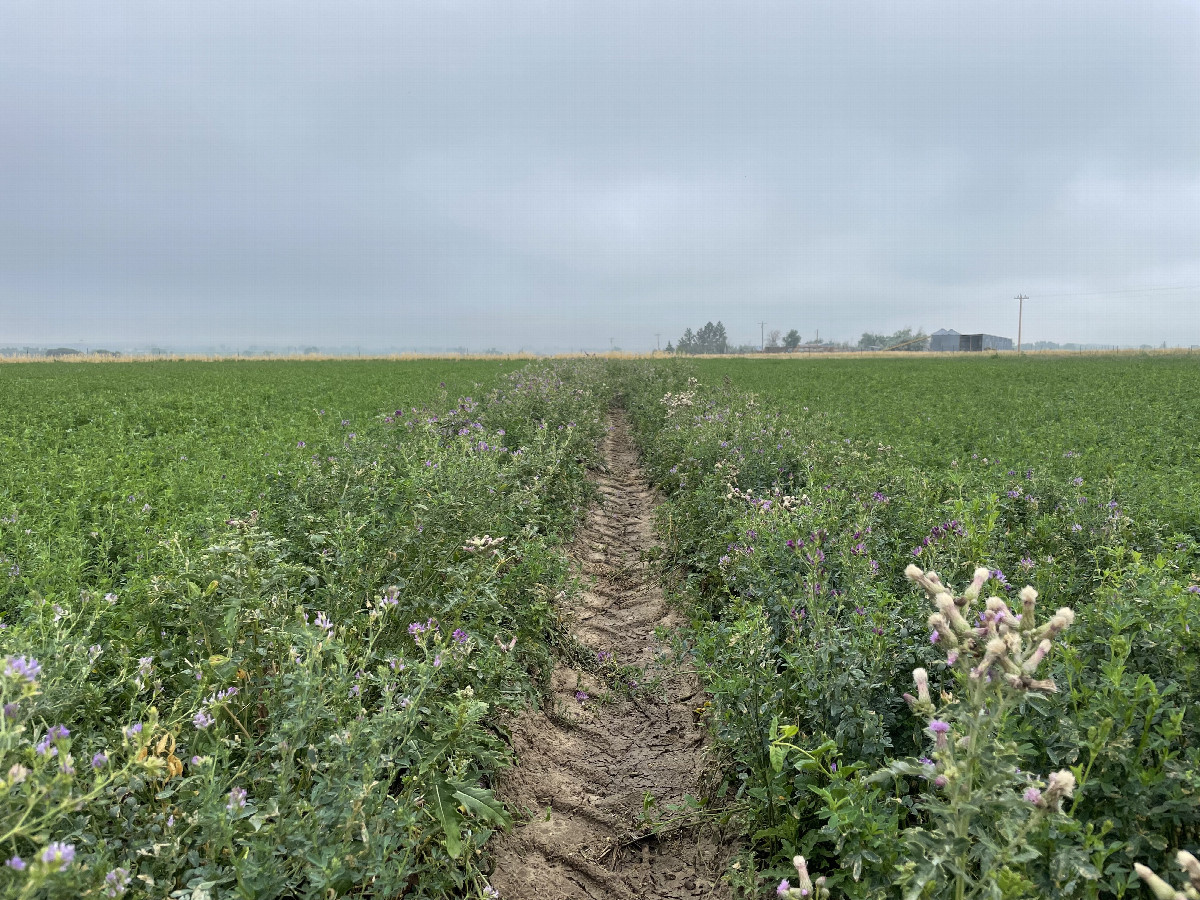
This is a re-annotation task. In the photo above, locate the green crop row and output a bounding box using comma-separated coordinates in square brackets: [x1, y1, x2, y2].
[0, 359, 609, 898]
[691, 355, 1200, 538]
[618, 359, 1200, 900]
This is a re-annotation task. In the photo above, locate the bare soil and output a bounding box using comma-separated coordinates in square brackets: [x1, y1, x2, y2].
[489, 411, 729, 899]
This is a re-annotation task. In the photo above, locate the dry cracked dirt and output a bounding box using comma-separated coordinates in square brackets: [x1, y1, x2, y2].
[489, 411, 730, 900]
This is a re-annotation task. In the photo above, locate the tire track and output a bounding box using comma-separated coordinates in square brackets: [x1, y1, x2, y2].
[489, 410, 727, 900]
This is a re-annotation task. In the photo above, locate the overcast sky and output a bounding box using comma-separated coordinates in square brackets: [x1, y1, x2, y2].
[2, 1, 1199, 351]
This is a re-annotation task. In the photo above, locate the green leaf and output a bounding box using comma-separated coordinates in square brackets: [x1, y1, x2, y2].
[431, 781, 463, 859]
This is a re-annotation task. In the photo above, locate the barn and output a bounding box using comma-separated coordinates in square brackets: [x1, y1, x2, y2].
[930, 329, 1013, 352]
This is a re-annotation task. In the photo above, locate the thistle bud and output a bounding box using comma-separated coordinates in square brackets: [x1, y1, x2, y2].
[964, 567, 990, 600]
[913, 668, 931, 705]
[792, 856, 814, 895]
[936, 594, 970, 633]
[1134, 863, 1187, 900]
[1177, 850, 1200, 888]
[1022, 639, 1051, 674]
[904, 564, 923, 582]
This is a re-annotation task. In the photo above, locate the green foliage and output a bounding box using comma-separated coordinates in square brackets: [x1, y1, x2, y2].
[0, 359, 609, 897]
[617, 358, 1200, 899]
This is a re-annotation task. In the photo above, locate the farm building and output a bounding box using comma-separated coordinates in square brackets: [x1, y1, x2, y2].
[930, 329, 1013, 352]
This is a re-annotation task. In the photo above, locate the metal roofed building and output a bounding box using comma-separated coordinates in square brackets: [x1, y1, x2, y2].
[930, 329, 1013, 352]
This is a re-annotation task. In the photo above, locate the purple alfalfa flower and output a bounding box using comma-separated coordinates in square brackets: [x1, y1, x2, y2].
[3, 702, 18, 719]
[191, 755, 204, 766]
[432, 653, 443, 669]
[6, 855, 25, 871]
[125, 722, 142, 739]
[1188, 586, 1200, 595]
[34, 735, 57, 757]
[193, 710, 215, 730]
[451, 628, 468, 645]
[48, 724, 69, 740]
[41, 842, 75, 871]
[92, 751, 108, 769]
[296, 440, 306, 449]
[1073, 477, 1084, 486]
[3, 654, 42, 683]
[105, 866, 131, 897]
[314, 611, 334, 636]
[226, 786, 248, 813]
[575, 690, 588, 703]
[1071, 523, 1083, 533]
[137, 656, 153, 677]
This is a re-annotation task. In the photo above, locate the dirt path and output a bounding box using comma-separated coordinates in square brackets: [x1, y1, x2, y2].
[489, 411, 727, 900]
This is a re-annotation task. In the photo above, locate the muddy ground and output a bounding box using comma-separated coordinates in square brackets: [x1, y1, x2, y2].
[489, 411, 730, 899]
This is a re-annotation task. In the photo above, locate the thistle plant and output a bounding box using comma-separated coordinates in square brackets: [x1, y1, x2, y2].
[776, 855, 831, 899]
[873, 565, 1080, 900]
[1135, 850, 1200, 900]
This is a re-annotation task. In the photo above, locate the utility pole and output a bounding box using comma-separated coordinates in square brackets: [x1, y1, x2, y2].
[758, 321, 766, 351]
[1016, 294, 1028, 354]
[654, 333, 660, 352]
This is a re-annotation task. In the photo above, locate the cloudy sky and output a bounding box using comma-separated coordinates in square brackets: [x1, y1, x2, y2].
[2, 1, 1199, 351]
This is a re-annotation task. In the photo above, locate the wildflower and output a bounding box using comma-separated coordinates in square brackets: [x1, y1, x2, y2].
[191, 755, 204, 765]
[297, 441, 306, 448]
[929, 629, 939, 644]
[1023, 787, 1043, 805]
[41, 842, 75, 871]
[452, 628, 468, 645]
[1043, 769, 1076, 810]
[433, 653, 443, 668]
[226, 786, 248, 813]
[138, 656, 153, 677]
[314, 611, 334, 636]
[3, 702, 18, 719]
[193, 710, 215, 729]
[6, 856, 25, 870]
[104, 867, 131, 897]
[776, 880, 790, 897]
[1073, 477, 1083, 486]
[92, 751, 108, 769]
[3, 654, 42, 684]
[35, 735, 57, 757]
[125, 722, 142, 739]
[483, 887, 500, 899]
[575, 691, 588, 702]
[928, 719, 951, 749]
[1071, 523, 1083, 533]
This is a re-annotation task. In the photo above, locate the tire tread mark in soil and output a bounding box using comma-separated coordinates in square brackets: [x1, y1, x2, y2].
[490, 410, 727, 899]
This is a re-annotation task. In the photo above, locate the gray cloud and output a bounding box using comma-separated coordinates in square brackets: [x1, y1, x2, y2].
[2, 1, 1198, 350]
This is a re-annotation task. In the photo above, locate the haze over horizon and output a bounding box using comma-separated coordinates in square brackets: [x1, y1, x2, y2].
[3, 2, 1199, 352]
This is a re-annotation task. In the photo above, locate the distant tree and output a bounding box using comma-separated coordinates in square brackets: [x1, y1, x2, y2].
[676, 322, 728, 354]
[44, 347, 81, 358]
[766, 329, 782, 349]
[664, 341, 675, 353]
[857, 327, 928, 351]
[783, 329, 801, 350]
